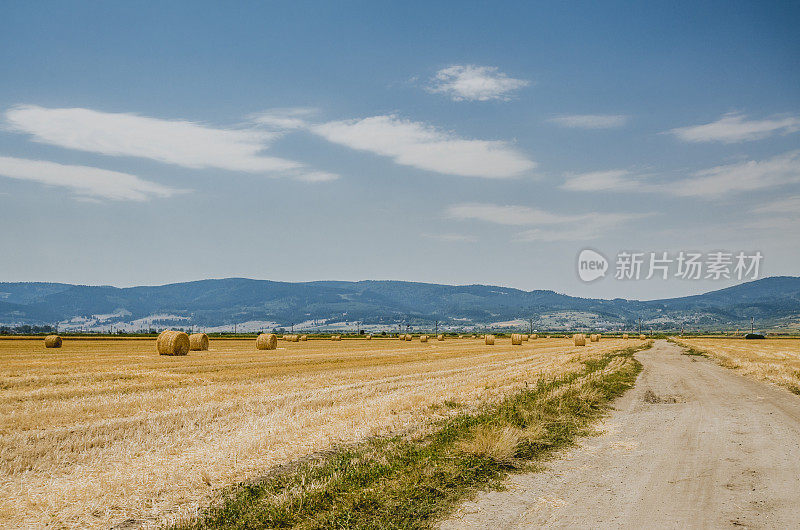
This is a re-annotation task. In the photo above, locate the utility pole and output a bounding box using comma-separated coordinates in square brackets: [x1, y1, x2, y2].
[434, 320, 438, 335]
[529, 318, 534, 334]
[234, 323, 237, 334]
[751, 317, 755, 334]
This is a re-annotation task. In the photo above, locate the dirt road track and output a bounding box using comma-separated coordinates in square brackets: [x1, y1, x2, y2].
[440, 340, 800, 529]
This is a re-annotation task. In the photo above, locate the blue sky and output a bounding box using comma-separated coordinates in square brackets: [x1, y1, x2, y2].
[0, 1, 798, 299]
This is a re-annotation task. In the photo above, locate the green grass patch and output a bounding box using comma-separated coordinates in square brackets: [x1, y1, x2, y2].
[174, 343, 651, 529]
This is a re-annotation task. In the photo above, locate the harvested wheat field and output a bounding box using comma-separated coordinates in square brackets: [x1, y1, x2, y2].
[674, 337, 800, 394]
[0, 336, 640, 528]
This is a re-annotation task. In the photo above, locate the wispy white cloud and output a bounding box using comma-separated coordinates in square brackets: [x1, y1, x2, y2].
[746, 215, 800, 232]
[548, 114, 628, 129]
[428, 65, 529, 102]
[5, 105, 299, 172]
[446, 203, 579, 225]
[752, 195, 800, 215]
[309, 115, 535, 178]
[250, 107, 317, 130]
[515, 225, 612, 242]
[421, 232, 477, 242]
[669, 112, 800, 143]
[0, 156, 182, 201]
[251, 111, 536, 178]
[672, 150, 800, 197]
[515, 211, 646, 242]
[445, 202, 644, 242]
[294, 170, 339, 182]
[561, 151, 800, 198]
[560, 170, 649, 192]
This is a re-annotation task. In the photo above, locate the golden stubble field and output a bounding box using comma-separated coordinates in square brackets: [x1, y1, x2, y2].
[0, 336, 640, 528]
[675, 337, 800, 394]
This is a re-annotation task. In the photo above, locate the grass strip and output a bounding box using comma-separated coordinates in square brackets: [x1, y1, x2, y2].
[175, 342, 651, 529]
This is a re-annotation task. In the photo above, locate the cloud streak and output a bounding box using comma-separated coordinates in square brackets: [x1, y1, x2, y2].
[421, 232, 477, 242]
[561, 151, 800, 198]
[309, 115, 535, 178]
[445, 202, 644, 242]
[560, 170, 647, 192]
[752, 195, 800, 215]
[548, 114, 628, 129]
[446, 203, 581, 225]
[5, 105, 300, 173]
[0, 156, 182, 201]
[250, 107, 318, 131]
[674, 151, 800, 197]
[669, 113, 800, 143]
[294, 170, 339, 182]
[428, 65, 529, 102]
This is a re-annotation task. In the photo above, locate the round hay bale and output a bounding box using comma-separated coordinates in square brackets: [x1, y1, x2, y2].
[511, 333, 523, 345]
[405, 334, 412, 341]
[398, 334, 406, 340]
[300, 335, 308, 341]
[590, 334, 599, 342]
[331, 335, 342, 341]
[44, 335, 62, 348]
[420, 335, 428, 342]
[622, 333, 629, 339]
[365, 334, 372, 340]
[285, 334, 300, 342]
[573, 333, 586, 346]
[485, 334, 495, 345]
[530, 334, 538, 340]
[157, 330, 190, 356]
[521, 334, 529, 341]
[256, 333, 277, 350]
[188, 333, 209, 351]
[639, 334, 646, 340]
[437, 334, 444, 341]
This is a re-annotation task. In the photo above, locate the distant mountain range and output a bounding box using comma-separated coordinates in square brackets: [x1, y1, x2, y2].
[1, 276, 799, 332]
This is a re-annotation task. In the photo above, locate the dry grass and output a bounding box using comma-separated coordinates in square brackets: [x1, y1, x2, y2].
[675, 337, 800, 394]
[457, 424, 524, 464]
[0, 336, 639, 528]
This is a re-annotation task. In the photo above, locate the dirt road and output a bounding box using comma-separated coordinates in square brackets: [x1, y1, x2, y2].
[440, 340, 800, 529]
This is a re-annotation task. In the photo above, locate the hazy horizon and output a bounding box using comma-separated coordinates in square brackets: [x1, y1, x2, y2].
[4, 273, 797, 303]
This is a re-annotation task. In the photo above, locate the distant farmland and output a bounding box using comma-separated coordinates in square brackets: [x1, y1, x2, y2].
[673, 337, 800, 394]
[0, 336, 640, 528]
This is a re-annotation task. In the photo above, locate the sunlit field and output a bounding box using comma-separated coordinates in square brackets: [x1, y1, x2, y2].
[0, 335, 641, 528]
[674, 337, 800, 394]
